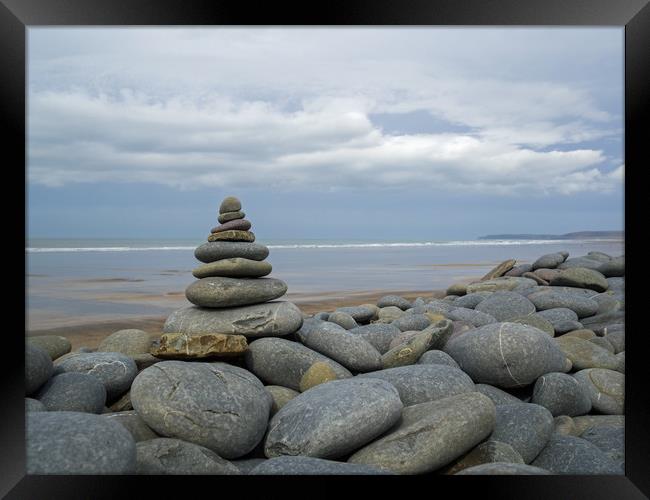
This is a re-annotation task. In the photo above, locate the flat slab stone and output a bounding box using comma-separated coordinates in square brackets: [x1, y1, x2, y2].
[208, 230, 255, 243]
[211, 218, 251, 233]
[163, 302, 304, 338]
[151, 333, 248, 359]
[466, 277, 537, 294]
[192, 258, 272, 279]
[218, 210, 245, 223]
[480, 259, 517, 281]
[194, 241, 268, 263]
[185, 277, 287, 308]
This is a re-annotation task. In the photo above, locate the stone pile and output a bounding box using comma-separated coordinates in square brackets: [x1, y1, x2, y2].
[156, 196, 304, 358]
[24, 248, 625, 476]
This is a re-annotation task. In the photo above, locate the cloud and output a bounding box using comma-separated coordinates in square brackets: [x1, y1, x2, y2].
[27, 28, 623, 195]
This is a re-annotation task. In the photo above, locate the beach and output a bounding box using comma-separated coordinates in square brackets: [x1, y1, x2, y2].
[26, 238, 624, 350]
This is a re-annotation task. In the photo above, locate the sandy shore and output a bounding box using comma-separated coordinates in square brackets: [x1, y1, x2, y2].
[26, 288, 448, 351]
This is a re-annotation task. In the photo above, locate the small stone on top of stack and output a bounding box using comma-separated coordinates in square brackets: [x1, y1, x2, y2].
[156, 196, 304, 359]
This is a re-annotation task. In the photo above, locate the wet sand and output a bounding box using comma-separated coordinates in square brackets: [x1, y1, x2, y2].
[26, 288, 448, 351]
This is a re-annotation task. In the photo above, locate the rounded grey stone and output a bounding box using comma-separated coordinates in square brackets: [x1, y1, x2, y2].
[598, 257, 624, 278]
[377, 295, 412, 310]
[593, 293, 623, 315]
[554, 320, 584, 334]
[531, 372, 591, 416]
[131, 361, 271, 459]
[550, 267, 609, 292]
[194, 241, 269, 263]
[185, 277, 287, 308]
[391, 313, 431, 332]
[447, 307, 497, 327]
[217, 210, 245, 224]
[455, 462, 550, 475]
[488, 403, 554, 463]
[532, 253, 566, 270]
[358, 364, 475, 407]
[26, 343, 54, 396]
[443, 440, 524, 474]
[605, 329, 624, 353]
[335, 305, 377, 323]
[25, 397, 46, 412]
[219, 196, 242, 213]
[163, 302, 304, 338]
[35, 372, 106, 414]
[103, 410, 158, 442]
[327, 311, 358, 330]
[474, 384, 524, 406]
[475, 291, 536, 322]
[249, 456, 393, 475]
[510, 314, 555, 336]
[504, 264, 533, 277]
[136, 438, 241, 474]
[531, 434, 622, 474]
[265, 378, 403, 459]
[581, 425, 624, 464]
[97, 329, 153, 356]
[417, 349, 460, 368]
[245, 337, 352, 391]
[558, 257, 605, 271]
[528, 291, 599, 318]
[348, 323, 401, 354]
[466, 277, 538, 294]
[453, 291, 493, 309]
[444, 322, 569, 388]
[348, 392, 496, 475]
[573, 368, 624, 414]
[295, 319, 382, 372]
[27, 336, 71, 361]
[54, 352, 137, 401]
[536, 307, 579, 325]
[27, 411, 136, 474]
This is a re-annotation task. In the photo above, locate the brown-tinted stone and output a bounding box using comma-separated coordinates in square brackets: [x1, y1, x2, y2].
[211, 219, 252, 233]
[299, 362, 339, 392]
[480, 259, 517, 281]
[151, 333, 248, 359]
[208, 230, 255, 243]
[217, 211, 245, 224]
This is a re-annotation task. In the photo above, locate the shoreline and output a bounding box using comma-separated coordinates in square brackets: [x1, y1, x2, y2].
[26, 288, 447, 350]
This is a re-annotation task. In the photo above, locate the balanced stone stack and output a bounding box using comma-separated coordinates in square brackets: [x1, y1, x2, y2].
[159, 196, 304, 356]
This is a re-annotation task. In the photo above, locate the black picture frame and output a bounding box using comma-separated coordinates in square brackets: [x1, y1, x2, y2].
[4, 0, 648, 497]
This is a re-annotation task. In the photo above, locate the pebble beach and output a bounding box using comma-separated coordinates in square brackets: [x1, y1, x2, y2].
[25, 196, 625, 475]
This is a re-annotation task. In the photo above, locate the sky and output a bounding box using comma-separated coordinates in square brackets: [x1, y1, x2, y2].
[26, 27, 624, 240]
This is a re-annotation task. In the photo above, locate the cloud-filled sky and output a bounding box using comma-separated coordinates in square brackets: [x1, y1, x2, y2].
[27, 27, 624, 240]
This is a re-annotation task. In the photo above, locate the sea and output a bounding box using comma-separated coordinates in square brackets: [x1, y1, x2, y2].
[26, 238, 625, 330]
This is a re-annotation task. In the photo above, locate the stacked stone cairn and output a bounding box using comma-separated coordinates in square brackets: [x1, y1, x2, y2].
[151, 196, 304, 359]
[25, 246, 625, 476]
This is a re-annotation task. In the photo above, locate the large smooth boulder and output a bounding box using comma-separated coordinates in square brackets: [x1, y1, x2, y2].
[27, 336, 71, 361]
[444, 322, 568, 388]
[249, 456, 393, 475]
[26, 343, 54, 396]
[550, 267, 609, 292]
[447, 307, 497, 327]
[265, 378, 402, 460]
[528, 290, 599, 318]
[573, 368, 624, 414]
[54, 352, 137, 401]
[531, 435, 622, 474]
[417, 350, 460, 368]
[358, 364, 475, 406]
[185, 277, 287, 308]
[35, 372, 106, 414]
[532, 253, 566, 270]
[97, 329, 153, 356]
[531, 372, 591, 416]
[488, 403, 554, 463]
[348, 392, 496, 475]
[163, 302, 303, 338]
[377, 295, 412, 310]
[245, 337, 352, 391]
[192, 258, 271, 279]
[136, 438, 241, 474]
[475, 291, 536, 322]
[131, 361, 271, 459]
[26, 411, 136, 474]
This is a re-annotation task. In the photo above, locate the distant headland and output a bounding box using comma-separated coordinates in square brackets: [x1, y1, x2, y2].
[478, 231, 624, 240]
